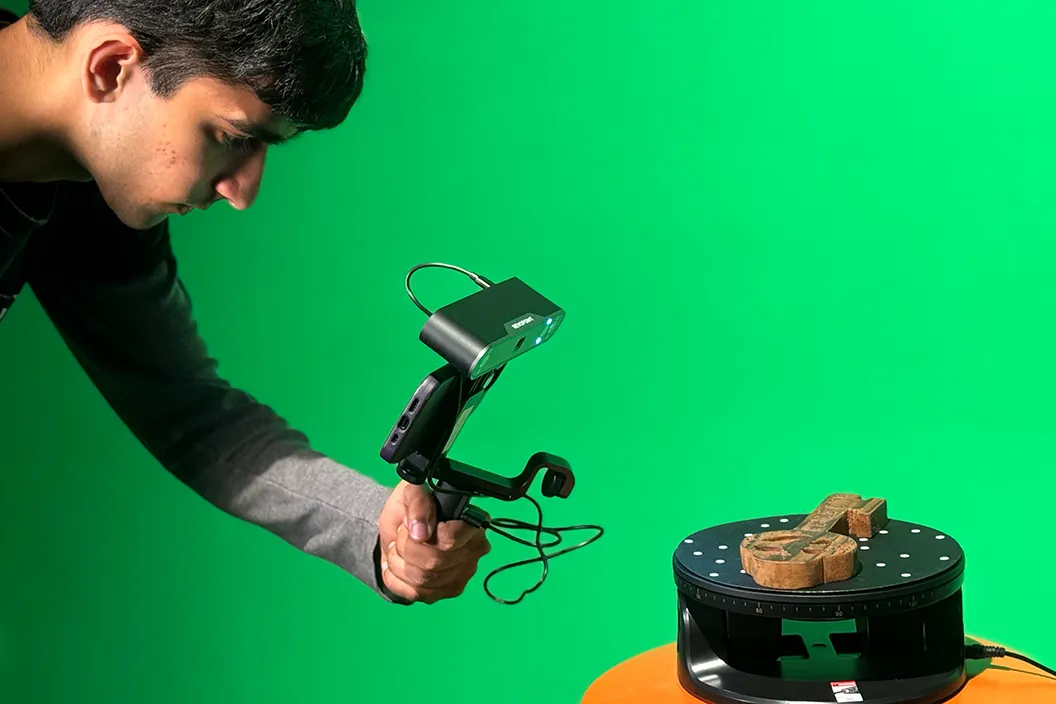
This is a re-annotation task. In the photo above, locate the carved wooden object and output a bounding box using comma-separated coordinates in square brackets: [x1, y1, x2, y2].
[740, 493, 888, 590]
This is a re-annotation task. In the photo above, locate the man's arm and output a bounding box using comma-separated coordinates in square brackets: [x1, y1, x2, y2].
[25, 184, 396, 599]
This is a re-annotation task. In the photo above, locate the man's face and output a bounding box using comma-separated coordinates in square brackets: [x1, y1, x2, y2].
[72, 26, 297, 230]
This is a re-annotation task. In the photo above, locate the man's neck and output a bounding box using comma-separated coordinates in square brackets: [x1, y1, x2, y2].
[0, 17, 92, 184]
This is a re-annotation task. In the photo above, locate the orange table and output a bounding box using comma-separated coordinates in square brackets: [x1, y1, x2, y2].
[583, 640, 1055, 704]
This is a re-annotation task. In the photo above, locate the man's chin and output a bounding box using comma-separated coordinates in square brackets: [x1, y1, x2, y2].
[115, 207, 170, 231]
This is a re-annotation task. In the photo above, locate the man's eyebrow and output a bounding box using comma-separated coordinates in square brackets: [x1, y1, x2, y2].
[226, 118, 299, 146]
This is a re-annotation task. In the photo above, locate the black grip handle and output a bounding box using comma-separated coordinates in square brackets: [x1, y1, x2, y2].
[432, 480, 471, 522]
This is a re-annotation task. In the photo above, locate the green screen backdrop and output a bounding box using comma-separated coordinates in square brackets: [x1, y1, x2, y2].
[2, 1, 1054, 702]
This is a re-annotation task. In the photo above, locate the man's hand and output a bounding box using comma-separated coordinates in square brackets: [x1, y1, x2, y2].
[378, 481, 491, 604]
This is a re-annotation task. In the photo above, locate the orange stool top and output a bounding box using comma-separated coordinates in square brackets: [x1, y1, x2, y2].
[582, 640, 1055, 704]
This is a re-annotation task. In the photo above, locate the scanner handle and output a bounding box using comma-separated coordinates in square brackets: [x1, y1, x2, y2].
[431, 480, 471, 522]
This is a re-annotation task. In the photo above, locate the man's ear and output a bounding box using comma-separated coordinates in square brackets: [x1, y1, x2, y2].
[81, 32, 144, 103]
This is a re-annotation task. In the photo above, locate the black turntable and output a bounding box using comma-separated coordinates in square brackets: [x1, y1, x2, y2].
[673, 495, 966, 704]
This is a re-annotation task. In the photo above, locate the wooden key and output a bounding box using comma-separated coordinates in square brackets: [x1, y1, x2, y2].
[740, 493, 888, 590]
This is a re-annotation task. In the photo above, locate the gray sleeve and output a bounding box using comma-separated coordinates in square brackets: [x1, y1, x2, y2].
[26, 201, 398, 600]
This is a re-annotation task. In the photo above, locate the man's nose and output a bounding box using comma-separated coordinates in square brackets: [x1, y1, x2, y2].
[213, 148, 267, 210]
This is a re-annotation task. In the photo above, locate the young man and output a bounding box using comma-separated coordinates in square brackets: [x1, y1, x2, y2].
[0, 1, 490, 605]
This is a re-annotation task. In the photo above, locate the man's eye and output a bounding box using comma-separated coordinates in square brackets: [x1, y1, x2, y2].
[220, 133, 256, 153]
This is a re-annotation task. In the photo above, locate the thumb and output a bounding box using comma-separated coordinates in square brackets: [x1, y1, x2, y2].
[402, 483, 436, 542]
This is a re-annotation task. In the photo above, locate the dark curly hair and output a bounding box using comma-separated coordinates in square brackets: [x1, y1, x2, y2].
[27, 0, 368, 131]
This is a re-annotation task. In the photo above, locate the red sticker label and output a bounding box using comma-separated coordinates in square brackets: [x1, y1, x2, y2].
[830, 680, 863, 702]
